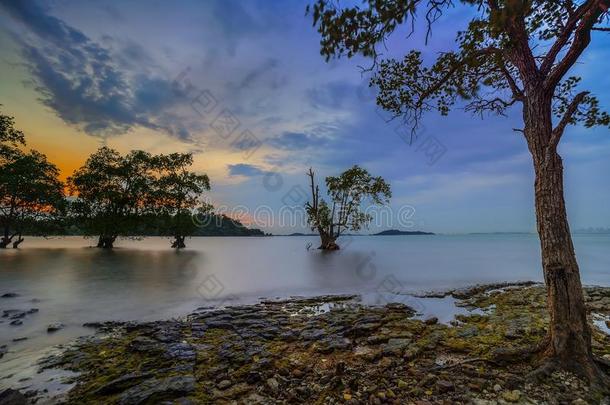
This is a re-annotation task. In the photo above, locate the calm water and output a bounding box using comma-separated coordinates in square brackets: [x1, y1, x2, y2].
[1, 234, 609, 391]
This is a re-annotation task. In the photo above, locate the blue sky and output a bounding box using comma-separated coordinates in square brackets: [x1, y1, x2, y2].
[0, 0, 609, 234]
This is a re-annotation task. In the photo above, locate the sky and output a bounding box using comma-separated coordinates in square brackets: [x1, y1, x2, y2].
[0, 0, 609, 234]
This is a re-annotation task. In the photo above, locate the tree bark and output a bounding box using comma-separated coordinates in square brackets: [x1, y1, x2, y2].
[12, 234, 24, 249]
[0, 226, 11, 248]
[96, 235, 116, 249]
[171, 235, 186, 249]
[525, 93, 606, 385]
[318, 232, 339, 250]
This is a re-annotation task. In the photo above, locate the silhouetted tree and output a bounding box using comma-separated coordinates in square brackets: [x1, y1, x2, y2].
[306, 165, 391, 249]
[152, 153, 211, 249]
[310, 0, 610, 385]
[0, 111, 64, 248]
[67, 147, 156, 249]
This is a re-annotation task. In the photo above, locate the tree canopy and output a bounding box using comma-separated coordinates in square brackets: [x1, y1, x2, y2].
[0, 110, 65, 248]
[306, 165, 391, 249]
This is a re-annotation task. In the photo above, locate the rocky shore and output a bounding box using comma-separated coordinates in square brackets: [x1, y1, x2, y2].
[6, 284, 610, 404]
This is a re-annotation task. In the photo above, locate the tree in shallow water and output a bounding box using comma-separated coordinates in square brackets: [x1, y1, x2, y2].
[309, 0, 610, 387]
[306, 165, 391, 250]
[151, 152, 211, 249]
[0, 110, 65, 248]
[67, 147, 156, 249]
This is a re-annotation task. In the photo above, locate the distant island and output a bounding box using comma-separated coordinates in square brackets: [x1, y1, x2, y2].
[372, 229, 435, 236]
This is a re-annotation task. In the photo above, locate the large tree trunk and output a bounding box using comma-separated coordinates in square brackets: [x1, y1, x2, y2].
[12, 234, 24, 249]
[96, 235, 116, 249]
[0, 226, 11, 248]
[171, 235, 186, 249]
[525, 94, 606, 385]
[318, 231, 339, 250]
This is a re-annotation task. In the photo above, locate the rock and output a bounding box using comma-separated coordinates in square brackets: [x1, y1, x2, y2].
[266, 377, 279, 393]
[47, 322, 65, 332]
[424, 316, 439, 325]
[397, 379, 408, 389]
[502, 390, 521, 403]
[0, 389, 27, 405]
[0, 345, 7, 359]
[316, 336, 351, 353]
[165, 343, 196, 361]
[26, 308, 39, 314]
[9, 320, 23, 326]
[380, 338, 411, 355]
[217, 380, 232, 390]
[343, 393, 352, 400]
[12, 337, 28, 342]
[457, 326, 478, 338]
[1, 293, 19, 298]
[437, 380, 454, 393]
[299, 328, 325, 341]
[93, 372, 152, 395]
[117, 375, 195, 405]
[493, 384, 502, 392]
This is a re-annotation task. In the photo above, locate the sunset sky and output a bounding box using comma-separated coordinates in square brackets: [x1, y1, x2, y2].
[1, 0, 609, 234]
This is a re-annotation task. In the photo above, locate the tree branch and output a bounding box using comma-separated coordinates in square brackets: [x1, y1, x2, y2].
[548, 91, 589, 152]
[545, 0, 610, 89]
[540, 1, 592, 76]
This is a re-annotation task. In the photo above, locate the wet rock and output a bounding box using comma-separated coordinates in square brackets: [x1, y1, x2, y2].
[165, 343, 196, 361]
[502, 390, 521, 402]
[12, 337, 27, 342]
[347, 322, 381, 337]
[217, 379, 232, 390]
[0, 389, 27, 405]
[0, 345, 7, 359]
[299, 328, 325, 341]
[424, 316, 438, 325]
[9, 320, 23, 326]
[47, 322, 65, 333]
[1, 293, 19, 298]
[457, 326, 478, 338]
[117, 375, 195, 405]
[128, 336, 162, 352]
[436, 380, 454, 393]
[316, 336, 351, 353]
[381, 338, 411, 355]
[3, 310, 26, 320]
[93, 372, 152, 395]
[266, 377, 279, 393]
[26, 308, 38, 314]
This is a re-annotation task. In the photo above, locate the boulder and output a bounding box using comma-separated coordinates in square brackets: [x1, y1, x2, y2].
[0, 389, 27, 405]
[47, 323, 65, 333]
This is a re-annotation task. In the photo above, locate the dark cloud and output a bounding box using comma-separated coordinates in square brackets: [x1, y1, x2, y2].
[268, 131, 329, 150]
[0, 0, 190, 138]
[227, 163, 267, 177]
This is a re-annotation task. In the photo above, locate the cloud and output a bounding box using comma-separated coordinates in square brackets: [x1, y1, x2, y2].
[227, 163, 267, 177]
[307, 81, 358, 110]
[0, 0, 191, 138]
[268, 131, 329, 150]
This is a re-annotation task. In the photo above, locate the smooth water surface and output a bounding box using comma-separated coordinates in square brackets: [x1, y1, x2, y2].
[1, 234, 609, 390]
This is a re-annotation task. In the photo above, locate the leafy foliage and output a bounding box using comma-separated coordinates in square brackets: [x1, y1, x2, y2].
[306, 165, 391, 247]
[0, 110, 64, 247]
[310, 0, 610, 140]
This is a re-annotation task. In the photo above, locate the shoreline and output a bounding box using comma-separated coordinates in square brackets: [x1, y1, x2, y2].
[3, 282, 608, 404]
